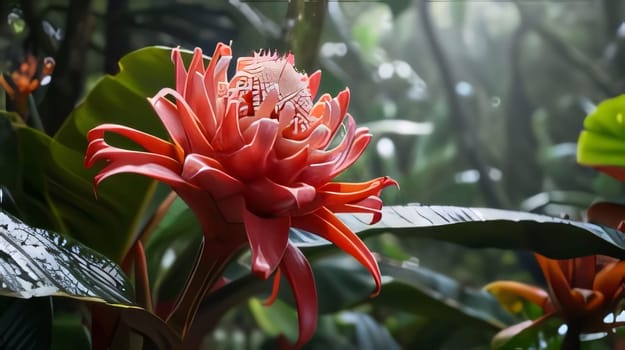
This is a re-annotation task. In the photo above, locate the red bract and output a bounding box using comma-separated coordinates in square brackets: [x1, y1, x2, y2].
[85, 43, 396, 347]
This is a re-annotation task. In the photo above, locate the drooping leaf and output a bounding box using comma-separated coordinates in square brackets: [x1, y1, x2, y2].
[0, 209, 181, 349]
[0, 209, 133, 303]
[292, 205, 625, 259]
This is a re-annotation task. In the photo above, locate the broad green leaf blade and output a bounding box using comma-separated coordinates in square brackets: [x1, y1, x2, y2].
[0, 210, 133, 304]
[47, 46, 182, 260]
[291, 205, 625, 259]
[0, 118, 67, 232]
[578, 94, 625, 177]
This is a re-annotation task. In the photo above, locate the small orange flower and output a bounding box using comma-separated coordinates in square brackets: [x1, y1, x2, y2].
[85, 43, 396, 346]
[0, 55, 55, 117]
[487, 254, 625, 341]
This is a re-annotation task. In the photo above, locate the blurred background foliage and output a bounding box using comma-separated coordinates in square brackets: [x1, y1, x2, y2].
[2, 0, 625, 348]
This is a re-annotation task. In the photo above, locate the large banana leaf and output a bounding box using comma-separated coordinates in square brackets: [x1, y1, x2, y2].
[0, 209, 181, 349]
[150, 203, 625, 261]
[292, 205, 625, 259]
[0, 209, 133, 303]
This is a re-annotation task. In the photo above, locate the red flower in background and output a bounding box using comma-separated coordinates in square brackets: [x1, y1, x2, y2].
[85, 43, 396, 346]
[486, 254, 625, 345]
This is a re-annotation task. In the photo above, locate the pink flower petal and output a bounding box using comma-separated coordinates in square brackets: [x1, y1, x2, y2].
[243, 209, 290, 279]
[203, 43, 232, 111]
[187, 71, 217, 139]
[171, 47, 187, 95]
[85, 144, 191, 191]
[183, 47, 205, 97]
[307, 70, 321, 99]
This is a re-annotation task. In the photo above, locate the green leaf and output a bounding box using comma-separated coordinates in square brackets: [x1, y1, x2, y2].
[578, 94, 625, 167]
[0, 297, 51, 350]
[292, 205, 625, 259]
[0, 114, 19, 188]
[47, 46, 187, 260]
[0, 209, 182, 349]
[144, 196, 202, 301]
[1, 47, 203, 261]
[336, 311, 401, 350]
[249, 298, 299, 342]
[376, 258, 516, 330]
[0, 209, 134, 303]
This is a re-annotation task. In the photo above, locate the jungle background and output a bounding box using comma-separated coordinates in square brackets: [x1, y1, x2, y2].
[2, 0, 625, 349]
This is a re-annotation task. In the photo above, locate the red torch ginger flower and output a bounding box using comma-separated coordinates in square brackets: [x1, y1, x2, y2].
[85, 43, 396, 347]
[486, 254, 625, 346]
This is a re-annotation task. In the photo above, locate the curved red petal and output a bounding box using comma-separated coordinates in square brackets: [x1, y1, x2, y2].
[86, 124, 180, 161]
[327, 196, 383, 224]
[243, 209, 290, 279]
[301, 116, 359, 184]
[280, 244, 317, 349]
[319, 177, 397, 206]
[292, 207, 381, 296]
[203, 43, 232, 109]
[149, 91, 191, 153]
[150, 88, 214, 155]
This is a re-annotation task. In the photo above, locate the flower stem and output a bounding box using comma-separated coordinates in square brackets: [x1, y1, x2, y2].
[165, 237, 240, 338]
